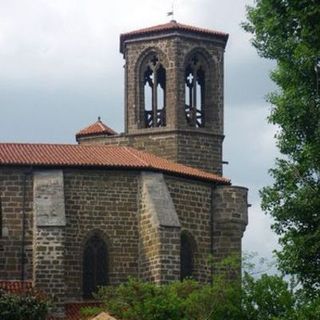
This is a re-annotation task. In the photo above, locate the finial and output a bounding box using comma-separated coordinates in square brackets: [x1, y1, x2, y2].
[98, 116, 101, 122]
[167, 1, 176, 21]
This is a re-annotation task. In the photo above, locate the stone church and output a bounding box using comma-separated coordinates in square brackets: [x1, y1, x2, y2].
[0, 20, 248, 317]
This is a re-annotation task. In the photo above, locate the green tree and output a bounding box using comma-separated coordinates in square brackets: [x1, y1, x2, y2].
[91, 273, 313, 320]
[0, 290, 49, 320]
[242, 0, 320, 296]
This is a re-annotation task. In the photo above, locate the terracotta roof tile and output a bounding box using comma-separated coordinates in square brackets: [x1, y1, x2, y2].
[120, 20, 228, 52]
[0, 280, 33, 294]
[0, 143, 230, 184]
[76, 118, 117, 140]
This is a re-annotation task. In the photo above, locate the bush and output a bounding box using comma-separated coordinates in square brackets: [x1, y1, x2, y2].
[0, 289, 49, 320]
[95, 278, 185, 320]
[89, 256, 320, 320]
[94, 276, 243, 320]
[93, 275, 320, 320]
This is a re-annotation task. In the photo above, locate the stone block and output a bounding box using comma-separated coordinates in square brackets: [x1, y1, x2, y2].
[33, 171, 66, 227]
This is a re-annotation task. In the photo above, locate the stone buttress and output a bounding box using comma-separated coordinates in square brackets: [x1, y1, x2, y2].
[33, 170, 66, 318]
[139, 172, 181, 283]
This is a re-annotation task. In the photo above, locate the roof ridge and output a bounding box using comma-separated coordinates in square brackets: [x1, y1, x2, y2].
[123, 147, 150, 166]
[77, 121, 98, 133]
[98, 121, 107, 130]
[76, 119, 117, 138]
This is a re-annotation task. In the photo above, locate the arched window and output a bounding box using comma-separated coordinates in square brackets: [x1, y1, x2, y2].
[180, 232, 195, 280]
[83, 234, 108, 298]
[185, 54, 206, 127]
[143, 54, 166, 128]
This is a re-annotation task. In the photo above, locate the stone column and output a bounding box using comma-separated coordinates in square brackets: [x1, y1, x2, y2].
[212, 185, 248, 275]
[33, 170, 66, 318]
[139, 172, 181, 283]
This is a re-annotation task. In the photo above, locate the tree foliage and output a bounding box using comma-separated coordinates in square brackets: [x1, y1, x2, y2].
[0, 289, 49, 320]
[242, 0, 320, 296]
[88, 274, 320, 320]
[83, 255, 320, 319]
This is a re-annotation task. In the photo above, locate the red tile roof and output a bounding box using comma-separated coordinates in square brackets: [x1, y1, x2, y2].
[76, 118, 117, 140]
[0, 280, 33, 294]
[120, 20, 228, 52]
[0, 143, 230, 184]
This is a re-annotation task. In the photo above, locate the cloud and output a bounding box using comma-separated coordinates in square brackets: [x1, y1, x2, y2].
[0, 0, 122, 83]
[224, 101, 280, 264]
[224, 103, 278, 182]
[243, 203, 280, 262]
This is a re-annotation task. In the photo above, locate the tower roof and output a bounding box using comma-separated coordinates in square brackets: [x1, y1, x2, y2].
[120, 20, 229, 53]
[76, 118, 117, 141]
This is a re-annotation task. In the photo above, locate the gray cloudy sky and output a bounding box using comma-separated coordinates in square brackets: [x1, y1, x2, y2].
[0, 0, 280, 265]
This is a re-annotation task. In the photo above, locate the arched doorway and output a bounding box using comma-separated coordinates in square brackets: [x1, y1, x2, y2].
[83, 234, 108, 299]
[180, 232, 195, 280]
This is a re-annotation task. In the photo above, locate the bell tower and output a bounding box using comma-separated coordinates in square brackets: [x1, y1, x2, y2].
[120, 21, 228, 175]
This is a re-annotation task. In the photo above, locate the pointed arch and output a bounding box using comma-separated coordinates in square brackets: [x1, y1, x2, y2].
[82, 230, 109, 299]
[184, 48, 213, 128]
[137, 49, 168, 128]
[180, 231, 197, 280]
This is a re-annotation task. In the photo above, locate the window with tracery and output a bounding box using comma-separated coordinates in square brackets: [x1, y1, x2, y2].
[180, 232, 195, 280]
[83, 234, 108, 298]
[185, 54, 205, 127]
[143, 54, 166, 128]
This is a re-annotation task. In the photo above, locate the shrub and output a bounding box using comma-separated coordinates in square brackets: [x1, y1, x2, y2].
[0, 289, 49, 320]
[95, 278, 184, 320]
[90, 256, 320, 320]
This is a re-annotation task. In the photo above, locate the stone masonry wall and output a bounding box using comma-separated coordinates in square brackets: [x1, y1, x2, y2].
[63, 169, 139, 301]
[123, 35, 225, 134]
[0, 165, 248, 307]
[176, 131, 223, 175]
[138, 191, 161, 282]
[139, 172, 180, 283]
[211, 185, 248, 273]
[165, 176, 213, 282]
[33, 227, 65, 315]
[0, 168, 33, 281]
[75, 31, 228, 175]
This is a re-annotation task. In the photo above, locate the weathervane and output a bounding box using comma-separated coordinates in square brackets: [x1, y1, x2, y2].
[167, 1, 176, 22]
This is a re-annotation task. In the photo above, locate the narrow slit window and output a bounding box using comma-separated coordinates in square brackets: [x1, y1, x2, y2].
[180, 232, 195, 280]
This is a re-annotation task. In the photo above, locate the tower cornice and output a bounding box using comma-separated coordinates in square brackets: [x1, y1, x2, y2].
[120, 21, 229, 53]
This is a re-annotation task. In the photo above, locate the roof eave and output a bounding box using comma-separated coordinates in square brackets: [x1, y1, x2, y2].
[120, 29, 229, 54]
[0, 162, 230, 185]
[75, 132, 115, 141]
